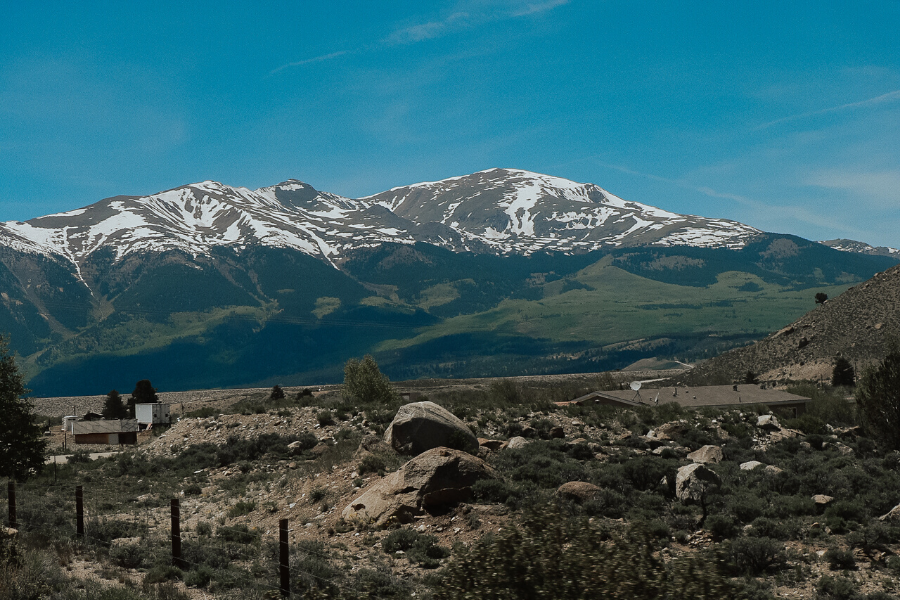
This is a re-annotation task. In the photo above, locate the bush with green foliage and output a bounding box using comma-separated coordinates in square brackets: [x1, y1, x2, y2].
[343, 355, 398, 404]
[856, 347, 900, 451]
[437, 507, 732, 599]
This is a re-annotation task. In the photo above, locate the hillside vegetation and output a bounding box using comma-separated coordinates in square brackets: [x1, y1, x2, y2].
[5, 375, 900, 599]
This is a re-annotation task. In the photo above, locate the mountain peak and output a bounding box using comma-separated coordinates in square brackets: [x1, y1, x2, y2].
[0, 169, 767, 268]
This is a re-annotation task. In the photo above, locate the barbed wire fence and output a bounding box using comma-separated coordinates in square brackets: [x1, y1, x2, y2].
[3, 478, 351, 598]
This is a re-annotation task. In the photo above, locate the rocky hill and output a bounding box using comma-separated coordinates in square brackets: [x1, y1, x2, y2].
[678, 263, 900, 384]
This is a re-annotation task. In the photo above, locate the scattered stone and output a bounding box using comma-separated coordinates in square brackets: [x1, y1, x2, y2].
[384, 402, 479, 456]
[341, 447, 497, 526]
[878, 503, 900, 523]
[556, 481, 601, 503]
[811, 494, 834, 507]
[757, 415, 781, 431]
[478, 438, 508, 451]
[654, 421, 690, 441]
[687, 445, 723, 464]
[740, 461, 765, 471]
[764, 465, 784, 475]
[507, 436, 529, 450]
[675, 463, 721, 504]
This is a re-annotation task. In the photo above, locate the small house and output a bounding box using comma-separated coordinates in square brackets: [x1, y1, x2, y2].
[564, 384, 810, 417]
[135, 403, 171, 428]
[72, 419, 139, 445]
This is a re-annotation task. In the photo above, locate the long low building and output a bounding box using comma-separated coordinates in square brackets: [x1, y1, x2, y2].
[72, 419, 139, 445]
[565, 384, 811, 416]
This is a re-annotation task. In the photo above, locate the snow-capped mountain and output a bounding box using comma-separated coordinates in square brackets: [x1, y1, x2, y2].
[365, 169, 761, 254]
[0, 169, 762, 272]
[820, 239, 900, 259]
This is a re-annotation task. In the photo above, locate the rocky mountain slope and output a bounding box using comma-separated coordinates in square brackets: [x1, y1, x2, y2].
[0, 169, 764, 275]
[679, 263, 900, 383]
[1, 169, 897, 395]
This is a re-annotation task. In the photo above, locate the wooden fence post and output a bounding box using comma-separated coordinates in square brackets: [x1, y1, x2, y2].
[7, 480, 15, 530]
[171, 498, 184, 569]
[75, 485, 84, 538]
[280, 518, 290, 597]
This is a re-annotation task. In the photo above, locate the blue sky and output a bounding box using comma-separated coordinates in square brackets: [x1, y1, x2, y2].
[2, 1, 898, 247]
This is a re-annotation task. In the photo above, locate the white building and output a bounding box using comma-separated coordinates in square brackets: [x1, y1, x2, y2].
[135, 403, 171, 427]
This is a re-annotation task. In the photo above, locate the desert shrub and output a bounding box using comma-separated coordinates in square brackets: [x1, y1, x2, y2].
[144, 564, 183, 584]
[726, 537, 785, 576]
[316, 410, 335, 427]
[824, 547, 856, 570]
[309, 486, 328, 503]
[622, 457, 673, 492]
[217, 523, 259, 545]
[109, 542, 152, 569]
[489, 379, 522, 405]
[728, 494, 768, 523]
[383, 529, 450, 568]
[226, 500, 255, 518]
[68, 448, 92, 463]
[472, 479, 513, 504]
[358, 453, 387, 475]
[436, 507, 732, 599]
[183, 483, 202, 496]
[86, 518, 145, 547]
[706, 513, 739, 540]
[815, 575, 861, 600]
[196, 521, 212, 536]
[182, 563, 214, 588]
[824, 499, 868, 524]
[749, 516, 801, 541]
[673, 427, 715, 451]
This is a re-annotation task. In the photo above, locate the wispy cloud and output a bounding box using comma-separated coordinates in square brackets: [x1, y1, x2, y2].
[387, 12, 473, 44]
[591, 159, 867, 237]
[511, 0, 569, 17]
[758, 89, 900, 129]
[385, 0, 569, 45]
[271, 1, 569, 74]
[269, 51, 349, 75]
[805, 169, 900, 208]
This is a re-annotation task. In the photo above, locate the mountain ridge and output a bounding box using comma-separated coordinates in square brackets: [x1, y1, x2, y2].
[1, 169, 765, 277]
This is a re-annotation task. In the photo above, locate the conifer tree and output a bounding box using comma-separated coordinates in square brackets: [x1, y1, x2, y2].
[0, 335, 46, 480]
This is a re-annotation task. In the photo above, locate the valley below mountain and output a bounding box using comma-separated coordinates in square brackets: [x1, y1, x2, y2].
[0, 169, 895, 396]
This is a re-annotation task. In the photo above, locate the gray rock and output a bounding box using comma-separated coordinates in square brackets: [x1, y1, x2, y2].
[384, 402, 478, 456]
[507, 436, 529, 449]
[740, 460, 765, 471]
[757, 414, 781, 431]
[675, 463, 721, 503]
[878, 503, 900, 523]
[687, 445, 723, 464]
[811, 494, 834, 506]
[341, 447, 497, 526]
[764, 465, 784, 475]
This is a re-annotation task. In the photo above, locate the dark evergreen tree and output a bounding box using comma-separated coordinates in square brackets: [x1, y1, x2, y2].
[0, 335, 46, 480]
[101, 389, 127, 419]
[831, 357, 855, 387]
[856, 347, 900, 451]
[127, 379, 158, 416]
[743, 370, 759, 384]
[815, 292, 828, 304]
[270, 385, 285, 400]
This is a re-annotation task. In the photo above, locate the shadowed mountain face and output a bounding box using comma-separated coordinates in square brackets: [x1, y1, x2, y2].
[0, 169, 896, 396]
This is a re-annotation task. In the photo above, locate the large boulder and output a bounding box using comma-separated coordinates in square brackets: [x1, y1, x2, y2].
[740, 461, 765, 471]
[384, 402, 478, 456]
[675, 463, 721, 503]
[342, 447, 497, 526]
[556, 481, 601, 503]
[757, 415, 781, 431]
[687, 445, 723, 464]
[507, 436, 529, 449]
